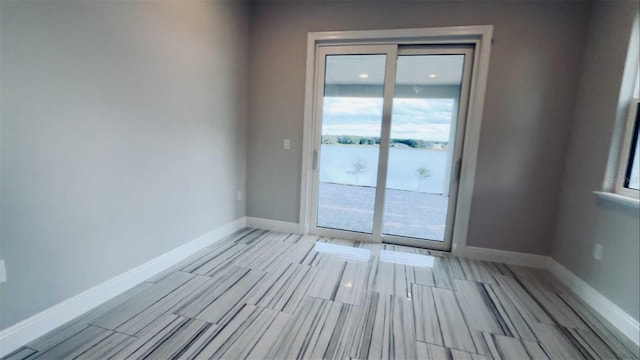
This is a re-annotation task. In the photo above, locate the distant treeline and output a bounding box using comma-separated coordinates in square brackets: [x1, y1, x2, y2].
[321, 135, 448, 150]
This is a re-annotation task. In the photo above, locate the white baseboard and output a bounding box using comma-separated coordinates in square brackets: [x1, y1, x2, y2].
[246, 216, 300, 234]
[0, 217, 246, 358]
[548, 259, 640, 347]
[461, 245, 552, 268]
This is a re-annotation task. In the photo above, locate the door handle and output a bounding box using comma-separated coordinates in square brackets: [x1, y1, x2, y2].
[455, 159, 463, 182]
[313, 150, 319, 170]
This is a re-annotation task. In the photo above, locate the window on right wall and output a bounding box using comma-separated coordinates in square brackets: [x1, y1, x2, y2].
[622, 98, 640, 191]
[616, 98, 640, 197]
[598, 23, 639, 205]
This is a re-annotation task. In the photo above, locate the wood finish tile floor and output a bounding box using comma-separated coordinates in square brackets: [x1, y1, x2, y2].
[4, 228, 639, 360]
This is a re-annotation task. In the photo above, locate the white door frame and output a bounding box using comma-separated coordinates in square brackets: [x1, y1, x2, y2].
[299, 26, 493, 255]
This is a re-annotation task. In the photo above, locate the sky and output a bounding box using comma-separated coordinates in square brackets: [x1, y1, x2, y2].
[321, 97, 455, 142]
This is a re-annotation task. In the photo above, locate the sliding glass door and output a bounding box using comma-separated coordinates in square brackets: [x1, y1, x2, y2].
[315, 52, 388, 234]
[310, 44, 473, 250]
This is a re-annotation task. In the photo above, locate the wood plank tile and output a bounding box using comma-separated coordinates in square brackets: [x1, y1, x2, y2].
[285, 235, 321, 264]
[90, 271, 194, 330]
[565, 328, 619, 360]
[26, 322, 89, 354]
[418, 343, 488, 360]
[484, 284, 537, 341]
[432, 287, 478, 354]
[195, 305, 274, 359]
[223, 227, 262, 244]
[232, 228, 270, 245]
[116, 274, 210, 335]
[411, 284, 444, 346]
[173, 324, 221, 360]
[529, 322, 586, 359]
[323, 306, 366, 360]
[111, 314, 187, 358]
[394, 264, 415, 298]
[433, 256, 454, 289]
[299, 239, 332, 267]
[484, 261, 516, 278]
[265, 297, 340, 359]
[232, 233, 291, 271]
[373, 261, 416, 298]
[425, 343, 449, 359]
[481, 332, 549, 360]
[373, 260, 396, 295]
[447, 257, 497, 284]
[1, 348, 36, 360]
[238, 244, 289, 272]
[350, 292, 380, 359]
[31, 326, 112, 360]
[194, 269, 265, 324]
[555, 288, 640, 359]
[266, 297, 362, 359]
[449, 348, 489, 360]
[186, 243, 247, 276]
[216, 307, 282, 359]
[415, 341, 430, 359]
[307, 259, 347, 300]
[139, 318, 211, 359]
[245, 263, 318, 313]
[391, 294, 418, 359]
[335, 260, 375, 306]
[145, 248, 214, 283]
[493, 274, 555, 325]
[172, 266, 249, 319]
[413, 265, 436, 287]
[522, 340, 551, 360]
[246, 312, 293, 359]
[454, 279, 508, 336]
[510, 267, 589, 330]
[74, 332, 135, 360]
[26, 282, 152, 352]
[362, 293, 417, 359]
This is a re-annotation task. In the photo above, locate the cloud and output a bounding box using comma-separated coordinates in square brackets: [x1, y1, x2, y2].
[321, 97, 454, 141]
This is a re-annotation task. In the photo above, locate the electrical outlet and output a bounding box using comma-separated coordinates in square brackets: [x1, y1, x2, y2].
[236, 190, 243, 201]
[283, 139, 291, 150]
[0, 260, 6, 284]
[593, 244, 603, 261]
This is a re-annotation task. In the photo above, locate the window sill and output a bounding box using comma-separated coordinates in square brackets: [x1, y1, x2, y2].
[593, 191, 640, 208]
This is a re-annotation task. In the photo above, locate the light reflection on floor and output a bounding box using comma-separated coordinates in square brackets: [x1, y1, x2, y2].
[313, 241, 371, 262]
[380, 249, 434, 267]
[313, 240, 435, 268]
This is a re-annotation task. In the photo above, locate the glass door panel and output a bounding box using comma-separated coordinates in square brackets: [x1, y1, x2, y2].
[316, 54, 387, 234]
[382, 54, 465, 241]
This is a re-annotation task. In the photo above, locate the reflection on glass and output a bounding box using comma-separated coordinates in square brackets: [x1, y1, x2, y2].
[382, 54, 465, 241]
[317, 54, 386, 233]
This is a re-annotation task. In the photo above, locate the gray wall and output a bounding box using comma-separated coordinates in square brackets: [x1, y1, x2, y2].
[0, 1, 248, 329]
[553, 2, 640, 321]
[246, 1, 591, 254]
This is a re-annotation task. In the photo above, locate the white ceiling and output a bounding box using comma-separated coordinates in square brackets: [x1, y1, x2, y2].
[325, 54, 465, 86]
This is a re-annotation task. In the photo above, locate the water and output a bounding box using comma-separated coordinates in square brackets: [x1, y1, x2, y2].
[319, 144, 449, 194]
